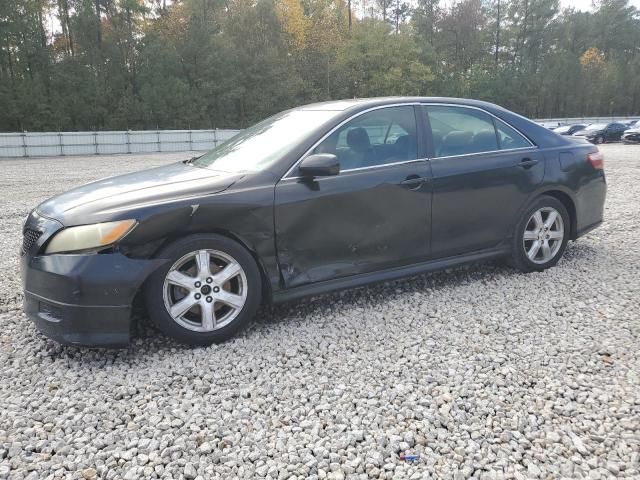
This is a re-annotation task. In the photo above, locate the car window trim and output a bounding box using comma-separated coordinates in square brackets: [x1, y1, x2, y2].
[420, 103, 537, 159]
[281, 102, 422, 180]
[429, 145, 538, 161]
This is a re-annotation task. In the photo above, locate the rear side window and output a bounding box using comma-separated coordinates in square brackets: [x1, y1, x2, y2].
[495, 120, 531, 149]
[424, 105, 531, 157]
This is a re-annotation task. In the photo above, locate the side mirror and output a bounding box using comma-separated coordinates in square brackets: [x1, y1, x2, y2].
[298, 153, 340, 177]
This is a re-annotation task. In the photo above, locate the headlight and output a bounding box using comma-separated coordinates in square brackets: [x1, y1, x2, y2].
[45, 219, 137, 254]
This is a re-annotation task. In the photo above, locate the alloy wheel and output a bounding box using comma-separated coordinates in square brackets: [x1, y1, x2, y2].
[522, 207, 565, 264]
[162, 249, 248, 332]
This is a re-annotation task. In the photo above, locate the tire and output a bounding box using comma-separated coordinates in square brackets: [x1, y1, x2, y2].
[595, 135, 605, 144]
[509, 195, 570, 273]
[143, 234, 262, 345]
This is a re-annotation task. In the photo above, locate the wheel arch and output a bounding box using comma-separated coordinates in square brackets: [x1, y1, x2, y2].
[534, 189, 578, 240]
[139, 229, 273, 306]
[204, 228, 273, 303]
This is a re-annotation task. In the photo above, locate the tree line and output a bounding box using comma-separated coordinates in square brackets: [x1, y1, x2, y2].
[1, 0, 639, 132]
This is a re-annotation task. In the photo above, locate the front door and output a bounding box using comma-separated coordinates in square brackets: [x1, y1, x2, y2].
[274, 105, 433, 289]
[422, 104, 545, 258]
[606, 123, 626, 141]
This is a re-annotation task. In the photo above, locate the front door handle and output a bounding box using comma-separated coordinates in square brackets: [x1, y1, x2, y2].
[519, 158, 539, 169]
[401, 176, 430, 189]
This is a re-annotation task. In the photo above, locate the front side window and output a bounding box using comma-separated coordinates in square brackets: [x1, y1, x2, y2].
[426, 105, 531, 157]
[312, 106, 418, 171]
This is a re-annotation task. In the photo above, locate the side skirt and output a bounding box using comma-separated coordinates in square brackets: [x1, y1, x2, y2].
[271, 247, 509, 304]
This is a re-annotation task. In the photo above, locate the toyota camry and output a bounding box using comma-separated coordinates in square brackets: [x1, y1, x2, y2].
[21, 97, 606, 346]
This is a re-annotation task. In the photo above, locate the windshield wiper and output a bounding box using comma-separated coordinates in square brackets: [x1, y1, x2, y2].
[184, 155, 202, 165]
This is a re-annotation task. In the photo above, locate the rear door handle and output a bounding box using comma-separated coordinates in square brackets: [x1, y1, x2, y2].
[519, 158, 539, 169]
[401, 176, 430, 189]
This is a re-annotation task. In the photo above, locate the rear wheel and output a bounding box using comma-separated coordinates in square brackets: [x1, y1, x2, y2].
[509, 196, 570, 273]
[144, 234, 261, 345]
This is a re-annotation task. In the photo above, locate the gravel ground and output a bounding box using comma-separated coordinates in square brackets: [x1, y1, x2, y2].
[0, 145, 639, 480]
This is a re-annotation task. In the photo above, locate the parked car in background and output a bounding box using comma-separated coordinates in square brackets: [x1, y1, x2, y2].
[625, 119, 639, 128]
[21, 97, 607, 347]
[622, 126, 640, 144]
[572, 122, 628, 144]
[553, 124, 587, 136]
[538, 121, 561, 129]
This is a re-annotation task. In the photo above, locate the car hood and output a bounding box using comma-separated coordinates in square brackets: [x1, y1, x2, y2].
[37, 162, 244, 225]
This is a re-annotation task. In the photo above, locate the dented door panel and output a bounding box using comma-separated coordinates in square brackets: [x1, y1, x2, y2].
[274, 161, 432, 288]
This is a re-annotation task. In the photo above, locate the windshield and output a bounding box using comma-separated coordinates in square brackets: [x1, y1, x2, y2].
[585, 123, 606, 131]
[193, 110, 339, 172]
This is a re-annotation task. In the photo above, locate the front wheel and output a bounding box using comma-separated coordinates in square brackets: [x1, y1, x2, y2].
[144, 234, 262, 345]
[595, 135, 605, 144]
[509, 196, 570, 273]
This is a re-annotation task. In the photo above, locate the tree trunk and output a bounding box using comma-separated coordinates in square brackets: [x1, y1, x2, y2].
[95, 0, 102, 52]
[494, 0, 500, 65]
[395, 0, 399, 34]
[5, 34, 14, 80]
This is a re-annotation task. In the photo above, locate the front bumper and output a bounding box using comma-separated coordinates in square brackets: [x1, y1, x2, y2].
[21, 211, 165, 347]
[23, 291, 131, 347]
[22, 252, 165, 347]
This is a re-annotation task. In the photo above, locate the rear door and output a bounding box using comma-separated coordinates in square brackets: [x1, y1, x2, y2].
[274, 105, 433, 288]
[422, 104, 544, 258]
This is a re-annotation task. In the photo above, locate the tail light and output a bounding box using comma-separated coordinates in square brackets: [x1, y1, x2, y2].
[587, 151, 604, 170]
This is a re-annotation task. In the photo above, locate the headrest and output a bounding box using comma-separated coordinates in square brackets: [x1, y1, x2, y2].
[347, 127, 371, 151]
[472, 130, 498, 151]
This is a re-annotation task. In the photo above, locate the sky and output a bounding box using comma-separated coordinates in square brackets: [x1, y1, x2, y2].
[562, 0, 640, 10]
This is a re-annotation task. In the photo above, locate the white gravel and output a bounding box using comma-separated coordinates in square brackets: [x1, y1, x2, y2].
[1, 145, 639, 480]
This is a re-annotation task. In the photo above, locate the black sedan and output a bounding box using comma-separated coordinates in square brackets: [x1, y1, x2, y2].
[552, 124, 586, 136]
[21, 98, 607, 347]
[572, 122, 628, 144]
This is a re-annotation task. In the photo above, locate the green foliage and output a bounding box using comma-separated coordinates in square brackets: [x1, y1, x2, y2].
[0, 0, 639, 131]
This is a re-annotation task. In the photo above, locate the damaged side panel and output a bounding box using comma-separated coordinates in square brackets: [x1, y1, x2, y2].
[118, 173, 280, 293]
[274, 162, 432, 289]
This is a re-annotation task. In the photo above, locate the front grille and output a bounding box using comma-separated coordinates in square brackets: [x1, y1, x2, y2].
[22, 228, 42, 255]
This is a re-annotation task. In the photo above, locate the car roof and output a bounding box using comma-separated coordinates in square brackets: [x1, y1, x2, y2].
[298, 96, 504, 112]
[296, 96, 571, 149]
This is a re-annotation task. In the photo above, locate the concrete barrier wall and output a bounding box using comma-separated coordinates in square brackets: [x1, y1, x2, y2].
[0, 129, 240, 158]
